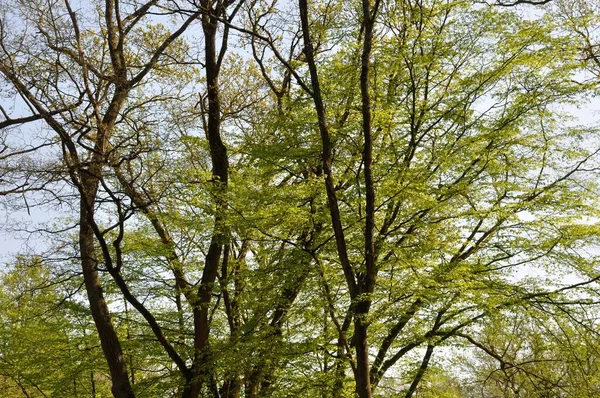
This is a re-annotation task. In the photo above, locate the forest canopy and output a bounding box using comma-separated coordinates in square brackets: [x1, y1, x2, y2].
[1, 0, 600, 397]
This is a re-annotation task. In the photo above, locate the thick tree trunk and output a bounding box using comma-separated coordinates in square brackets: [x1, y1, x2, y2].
[80, 182, 135, 398]
[245, 372, 260, 398]
[353, 319, 372, 398]
[183, 7, 229, 398]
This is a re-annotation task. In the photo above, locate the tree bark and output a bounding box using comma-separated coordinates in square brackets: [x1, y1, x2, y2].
[80, 177, 135, 398]
[183, 5, 229, 397]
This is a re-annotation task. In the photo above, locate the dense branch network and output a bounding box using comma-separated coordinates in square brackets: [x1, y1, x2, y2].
[1, 0, 600, 397]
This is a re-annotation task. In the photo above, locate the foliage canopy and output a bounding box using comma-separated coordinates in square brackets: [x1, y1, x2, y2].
[1, 0, 600, 397]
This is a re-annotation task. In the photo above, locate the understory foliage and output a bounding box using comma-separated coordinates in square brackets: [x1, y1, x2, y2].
[1, 0, 600, 397]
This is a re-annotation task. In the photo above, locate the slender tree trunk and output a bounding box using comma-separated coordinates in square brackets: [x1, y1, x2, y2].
[404, 345, 434, 398]
[91, 371, 96, 398]
[124, 300, 135, 385]
[353, 0, 379, 395]
[297, 0, 377, 395]
[332, 343, 347, 398]
[220, 376, 241, 398]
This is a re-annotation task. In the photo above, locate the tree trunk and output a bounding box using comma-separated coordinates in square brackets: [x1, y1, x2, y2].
[354, 0, 378, 394]
[80, 181, 135, 398]
[353, 319, 372, 398]
[183, 6, 229, 397]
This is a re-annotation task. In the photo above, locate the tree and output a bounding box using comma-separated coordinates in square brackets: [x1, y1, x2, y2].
[0, 0, 228, 396]
[238, 0, 600, 396]
[2, 0, 600, 397]
[0, 256, 112, 397]
[459, 305, 600, 397]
